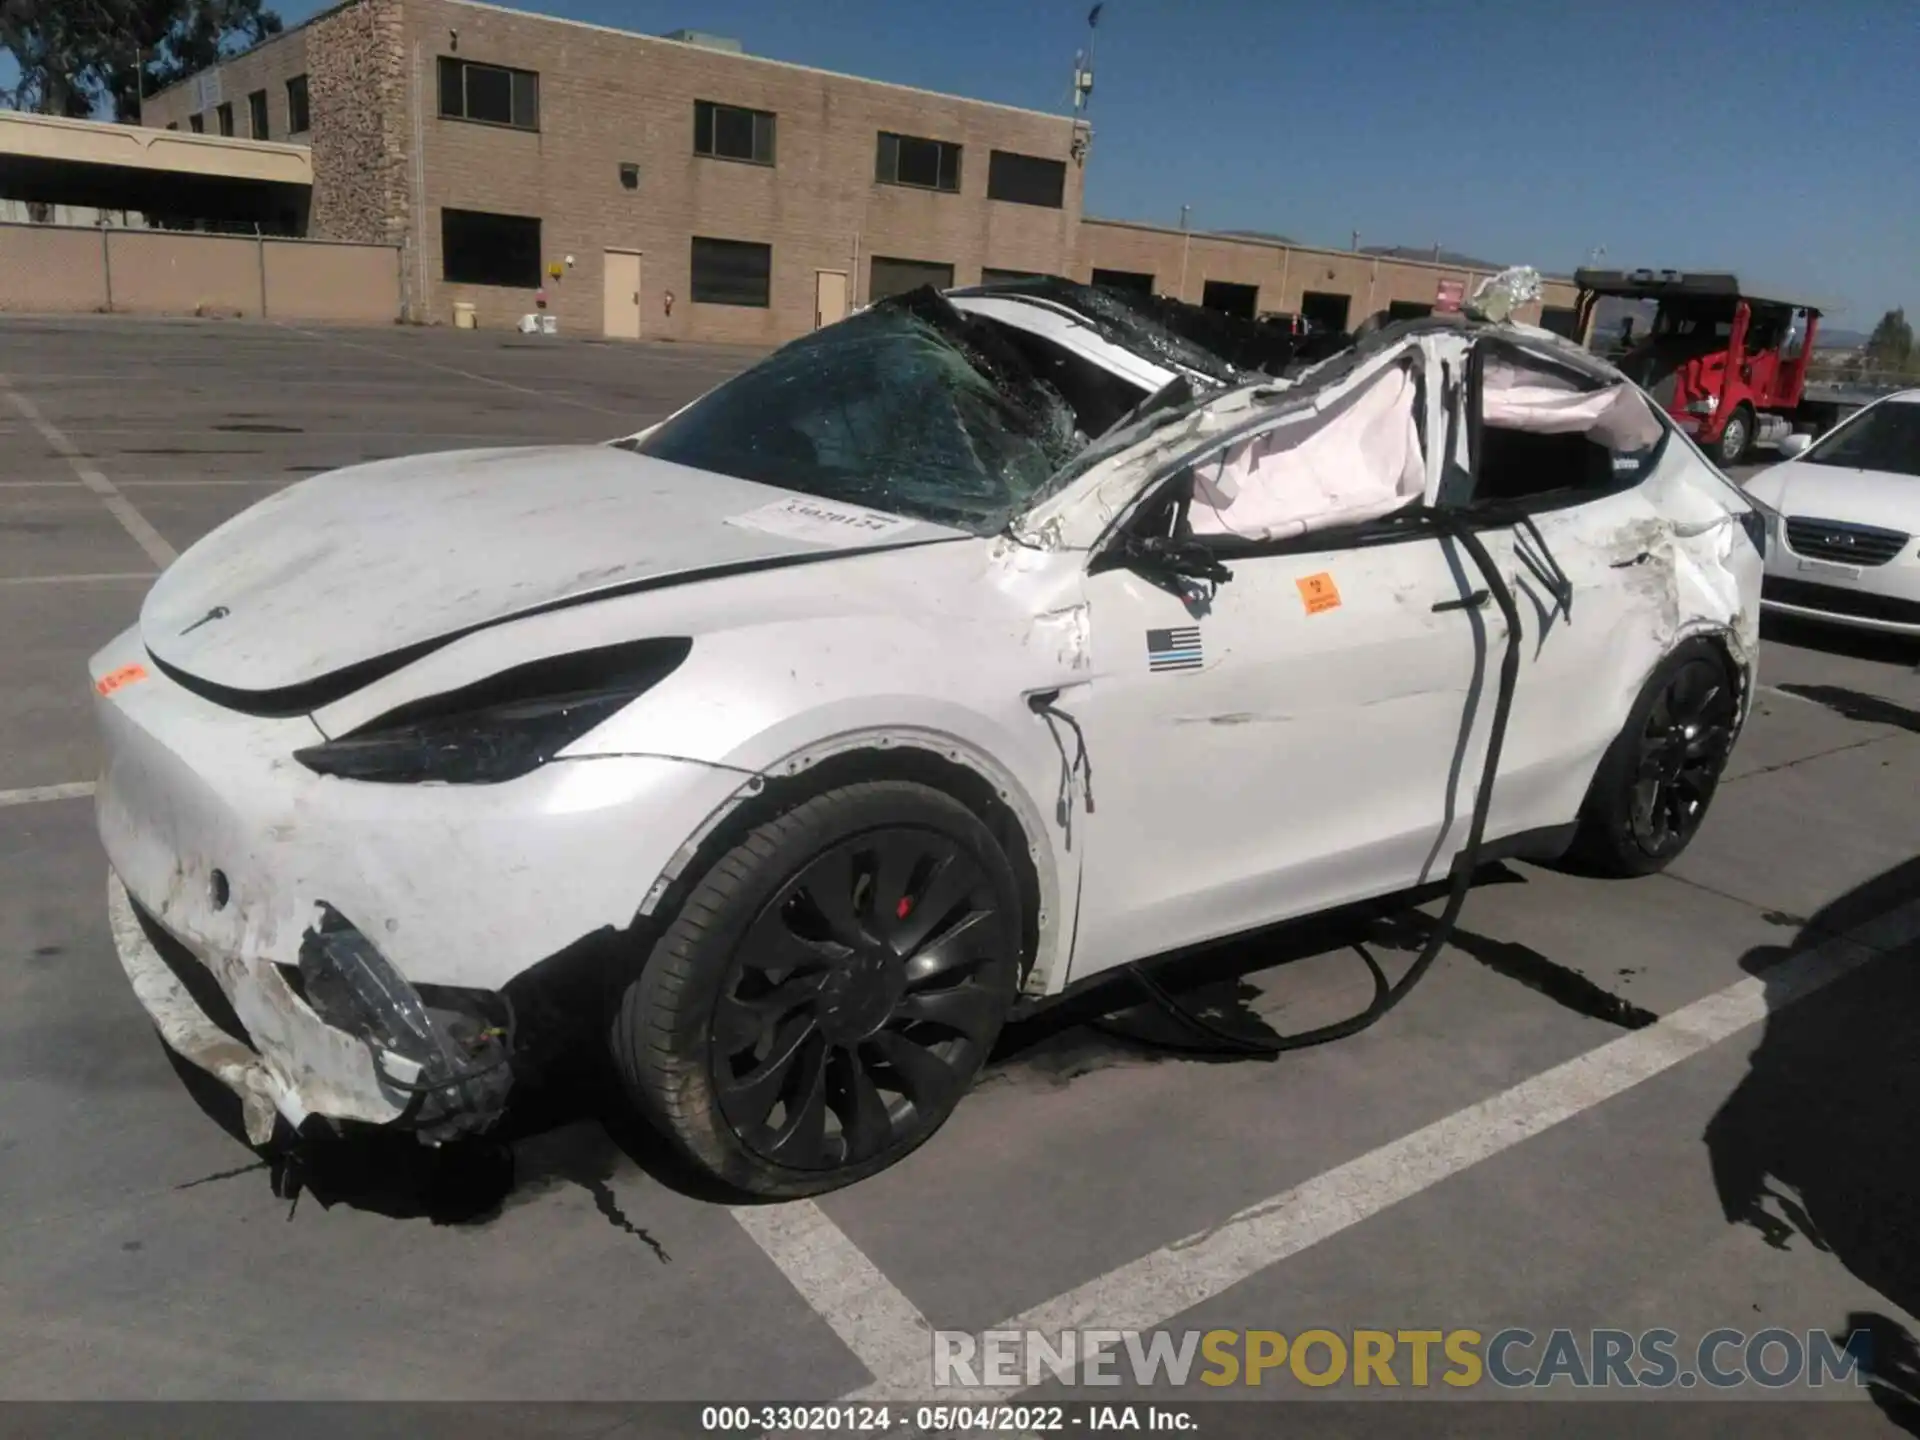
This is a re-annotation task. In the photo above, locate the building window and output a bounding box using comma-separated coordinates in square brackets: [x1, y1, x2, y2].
[442, 208, 542, 288]
[248, 89, 269, 139]
[694, 100, 775, 165]
[981, 268, 1040, 285]
[1386, 300, 1433, 322]
[215, 102, 234, 136]
[691, 236, 772, 307]
[1539, 305, 1580, 338]
[286, 74, 310, 134]
[1092, 268, 1153, 294]
[188, 113, 204, 133]
[1300, 290, 1351, 331]
[875, 133, 961, 193]
[869, 256, 954, 302]
[986, 150, 1065, 208]
[1202, 280, 1259, 319]
[438, 57, 539, 131]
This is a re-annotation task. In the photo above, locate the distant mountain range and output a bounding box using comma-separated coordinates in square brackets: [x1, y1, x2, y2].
[1361, 245, 1507, 270]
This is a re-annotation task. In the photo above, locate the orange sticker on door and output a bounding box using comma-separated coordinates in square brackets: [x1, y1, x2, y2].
[1296, 572, 1342, 615]
[95, 664, 149, 697]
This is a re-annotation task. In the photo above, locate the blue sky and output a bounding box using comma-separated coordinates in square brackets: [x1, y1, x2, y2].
[10, 0, 1916, 322]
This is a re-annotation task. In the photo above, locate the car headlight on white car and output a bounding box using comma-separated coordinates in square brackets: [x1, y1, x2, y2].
[294, 638, 690, 785]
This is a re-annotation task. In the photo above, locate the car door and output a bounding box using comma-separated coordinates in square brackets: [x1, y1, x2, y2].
[1440, 335, 1680, 842]
[1061, 351, 1500, 983]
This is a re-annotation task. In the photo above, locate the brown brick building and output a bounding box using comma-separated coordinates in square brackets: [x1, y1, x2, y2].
[142, 0, 1577, 343]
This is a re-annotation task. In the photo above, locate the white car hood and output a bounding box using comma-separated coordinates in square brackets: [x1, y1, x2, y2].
[1743, 460, 1920, 532]
[141, 444, 965, 697]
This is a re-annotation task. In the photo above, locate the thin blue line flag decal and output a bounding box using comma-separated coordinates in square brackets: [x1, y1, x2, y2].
[1146, 626, 1203, 672]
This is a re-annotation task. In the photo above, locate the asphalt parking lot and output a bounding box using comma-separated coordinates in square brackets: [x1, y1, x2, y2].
[2, 315, 1917, 1427]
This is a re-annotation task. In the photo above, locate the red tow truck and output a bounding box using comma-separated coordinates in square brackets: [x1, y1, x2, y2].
[1573, 268, 1862, 466]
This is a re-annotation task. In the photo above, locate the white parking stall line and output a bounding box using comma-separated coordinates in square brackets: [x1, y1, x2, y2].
[845, 900, 1920, 1402]
[0, 572, 155, 587]
[1, 375, 178, 569]
[734, 1199, 940, 1388]
[0, 782, 95, 809]
[113, 479, 289, 488]
[274, 324, 639, 419]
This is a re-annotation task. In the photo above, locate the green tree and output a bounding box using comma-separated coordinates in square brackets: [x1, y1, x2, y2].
[1864, 307, 1914, 374]
[0, 0, 280, 122]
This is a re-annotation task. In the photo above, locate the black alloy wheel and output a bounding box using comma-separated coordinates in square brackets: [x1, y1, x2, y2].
[614, 781, 1024, 1197]
[1625, 655, 1737, 860]
[715, 826, 1014, 1170]
[1570, 639, 1740, 877]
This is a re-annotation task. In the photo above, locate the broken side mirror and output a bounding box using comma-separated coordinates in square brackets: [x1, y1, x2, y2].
[1112, 533, 1234, 588]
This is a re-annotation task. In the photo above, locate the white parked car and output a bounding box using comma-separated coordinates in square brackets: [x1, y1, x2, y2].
[92, 280, 1767, 1196]
[1742, 390, 1920, 638]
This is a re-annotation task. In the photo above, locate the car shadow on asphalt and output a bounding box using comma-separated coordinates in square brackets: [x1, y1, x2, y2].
[157, 865, 1537, 1228]
[1761, 612, 1920, 671]
[1775, 684, 1920, 735]
[161, 857, 1671, 1237]
[164, 1028, 721, 1246]
[1702, 854, 1920, 1433]
[982, 859, 1670, 1084]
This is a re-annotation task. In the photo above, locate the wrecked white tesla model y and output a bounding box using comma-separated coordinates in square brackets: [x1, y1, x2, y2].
[92, 278, 1766, 1196]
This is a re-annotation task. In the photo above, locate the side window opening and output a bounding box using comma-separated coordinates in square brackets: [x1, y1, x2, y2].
[1462, 347, 1667, 509]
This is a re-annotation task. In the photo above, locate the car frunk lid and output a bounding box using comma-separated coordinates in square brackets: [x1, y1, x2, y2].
[140, 444, 964, 709]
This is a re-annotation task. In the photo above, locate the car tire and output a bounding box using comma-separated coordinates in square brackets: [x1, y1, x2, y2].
[1716, 405, 1753, 466]
[1568, 638, 1740, 878]
[612, 780, 1024, 1198]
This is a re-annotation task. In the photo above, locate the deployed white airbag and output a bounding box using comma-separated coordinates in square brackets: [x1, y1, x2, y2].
[1189, 365, 1425, 540]
[1482, 360, 1665, 453]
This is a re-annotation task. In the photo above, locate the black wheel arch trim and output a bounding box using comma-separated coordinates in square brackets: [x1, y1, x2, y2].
[635, 742, 1049, 995]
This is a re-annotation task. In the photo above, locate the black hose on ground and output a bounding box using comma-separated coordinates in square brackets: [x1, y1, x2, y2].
[1111, 508, 1524, 1055]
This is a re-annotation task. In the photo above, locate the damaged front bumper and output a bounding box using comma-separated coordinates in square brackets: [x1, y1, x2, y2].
[108, 875, 513, 1147]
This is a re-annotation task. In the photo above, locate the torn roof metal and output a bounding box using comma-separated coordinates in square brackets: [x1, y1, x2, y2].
[948, 275, 1348, 382]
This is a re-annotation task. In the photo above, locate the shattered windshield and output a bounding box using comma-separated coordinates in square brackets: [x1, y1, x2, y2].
[629, 291, 1082, 534]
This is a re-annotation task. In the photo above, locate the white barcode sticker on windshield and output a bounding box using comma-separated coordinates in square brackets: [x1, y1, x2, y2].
[724, 495, 916, 546]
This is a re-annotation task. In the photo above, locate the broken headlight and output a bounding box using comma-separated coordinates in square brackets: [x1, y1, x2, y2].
[294, 638, 691, 785]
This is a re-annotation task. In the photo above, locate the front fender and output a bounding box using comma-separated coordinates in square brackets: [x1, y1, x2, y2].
[633, 716, 1076, 997]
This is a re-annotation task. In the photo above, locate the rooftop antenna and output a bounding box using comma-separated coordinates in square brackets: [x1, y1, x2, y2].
[1072, 3, 1100, 113]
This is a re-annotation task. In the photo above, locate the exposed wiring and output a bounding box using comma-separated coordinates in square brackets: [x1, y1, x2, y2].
[377, 991, 519, 1097]
[1029, 691, 1096, 849]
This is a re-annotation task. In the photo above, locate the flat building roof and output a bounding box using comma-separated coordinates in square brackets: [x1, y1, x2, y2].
[0, 111, 311, 189]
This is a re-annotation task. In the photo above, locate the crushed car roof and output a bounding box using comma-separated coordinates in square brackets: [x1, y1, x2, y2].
[948, 276, 1354, 381]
